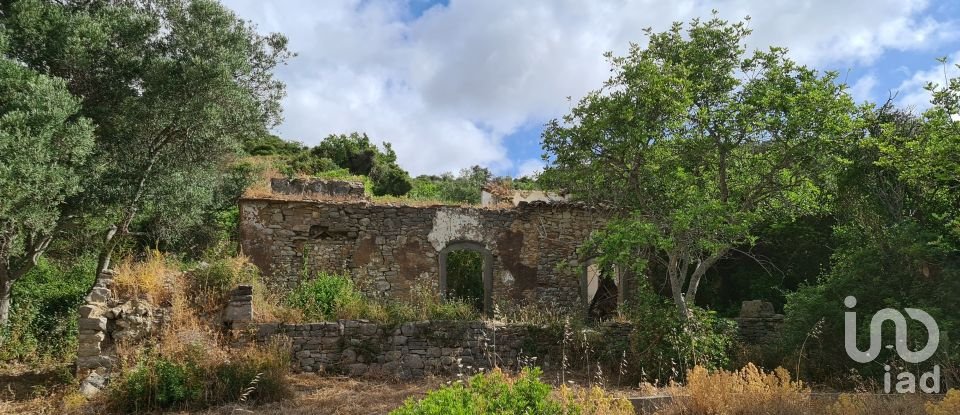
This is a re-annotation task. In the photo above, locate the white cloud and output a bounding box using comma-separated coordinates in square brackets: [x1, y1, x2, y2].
[894, 52, 960, 111]
[516, 158, 545, 178]
[849, 74, 877, 103]
[221, 0, 955, 175]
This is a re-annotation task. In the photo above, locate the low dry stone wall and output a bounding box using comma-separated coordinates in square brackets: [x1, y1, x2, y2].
[76, 270, 171, 397]
[255, 319, 633, 379]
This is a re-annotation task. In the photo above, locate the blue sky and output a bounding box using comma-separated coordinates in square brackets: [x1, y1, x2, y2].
[222, 0, 960, 177]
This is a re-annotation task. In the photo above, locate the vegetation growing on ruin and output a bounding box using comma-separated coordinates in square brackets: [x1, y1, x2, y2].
[2, 0, 960, 413]
[285, 272, 480, 325]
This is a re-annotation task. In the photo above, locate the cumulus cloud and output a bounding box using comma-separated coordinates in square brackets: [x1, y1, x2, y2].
[894, 52, 960, 111]
[516, 158, 545, 178]
[849, 74, 878, 103]
[221, 0, 954, 175]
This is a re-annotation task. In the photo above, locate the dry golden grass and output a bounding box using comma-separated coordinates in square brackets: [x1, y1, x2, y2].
[111, 250, 175, 305]
[657, 363, 811, 414]
[239, 155, 283, 199]
[652, 364, 954, 415]
[556, 384, 635, 414]
[927, 389, 960, 415]
[825, 392, 927, 415]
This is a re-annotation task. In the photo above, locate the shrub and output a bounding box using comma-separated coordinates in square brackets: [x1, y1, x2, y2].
[392, 368, 559, 415]
[382, 276, 479, 324]
[927, 389, 960, 415]
[285, 273, 365, 321]
[393, 368, 631, 415]
[187, 255, 299, 323]
[190, 256, 257, 310]
[826, 392, 927, 415]
[210, 338, 292, 405]
[113, 353, 204, 412]
[0, 256, 95, 363]
[622, 286, 737, 384]
[284, 272, 478, 324]
[556, 385, 635, 415]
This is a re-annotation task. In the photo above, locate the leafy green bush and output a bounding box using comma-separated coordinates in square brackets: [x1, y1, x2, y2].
[189, 256, 259, 310]
[782, 221, 960, 386]
[119, 355, 204, 412]
[0, 256, 95, 363]
[623, 285, 737, 383]
[392, 368, 561, 415]
[285, 273, 365, 321]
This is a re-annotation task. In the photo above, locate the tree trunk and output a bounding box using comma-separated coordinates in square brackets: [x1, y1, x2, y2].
[95, 225, 118, 277]
[0, 270, 12, 326]
[666, 253, 691, 319]
[92, 150, 160, 287]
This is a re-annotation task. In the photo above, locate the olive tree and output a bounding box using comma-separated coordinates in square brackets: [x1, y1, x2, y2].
[2, 0, 291, 281]
[0, 47, 94, 324]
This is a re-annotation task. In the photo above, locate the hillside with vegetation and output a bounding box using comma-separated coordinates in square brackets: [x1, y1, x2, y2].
[1, 1, 959, 414]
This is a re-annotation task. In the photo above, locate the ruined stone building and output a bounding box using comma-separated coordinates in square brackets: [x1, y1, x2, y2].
[239, 178, 627, 315]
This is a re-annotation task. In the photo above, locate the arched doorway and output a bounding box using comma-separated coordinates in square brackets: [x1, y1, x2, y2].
[581, 259, 622, 320]
[439, 241, 493, 316]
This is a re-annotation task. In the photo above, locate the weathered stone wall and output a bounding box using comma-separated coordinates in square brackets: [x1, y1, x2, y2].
[255, 319, 633, 378]
[239, 198, 615, 310]
[270, 178, 365, 199]
[222, 284, 254, 329]
[76, 271, 171, 397]
[735, 300, 784, 345]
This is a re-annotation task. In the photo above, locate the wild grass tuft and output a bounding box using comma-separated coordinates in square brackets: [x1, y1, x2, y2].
[112, 250, 175, 304]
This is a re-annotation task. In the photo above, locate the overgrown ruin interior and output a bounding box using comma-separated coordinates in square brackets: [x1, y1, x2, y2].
[239, 179, 628, 315]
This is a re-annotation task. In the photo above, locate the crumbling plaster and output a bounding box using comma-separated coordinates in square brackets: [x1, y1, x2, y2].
[239, 197, 619, 311]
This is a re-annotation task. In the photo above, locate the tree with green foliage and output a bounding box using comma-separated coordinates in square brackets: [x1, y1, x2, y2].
[314, 132, 379, 176]
[540, 15, 855, 318]
[369, 142, 413, 196]
[1, 0, 291, 282]
[0, 41, 95, 325]
[243, 134, 306, 156]
[272, 132, 413, 196]
[783, 67, 960, 384]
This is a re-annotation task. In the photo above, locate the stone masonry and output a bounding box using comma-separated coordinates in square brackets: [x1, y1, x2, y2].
[255, 319, 633, 378]
[76, 271, 171, 397]
[239, 193, 619, 313]
[270, 178, 365, 199]
[735, 300, 785, 346]
[222, 284, 254, 329]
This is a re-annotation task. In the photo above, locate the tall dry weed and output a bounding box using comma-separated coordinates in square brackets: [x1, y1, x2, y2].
[658, 363, 811, 415]
[112, 250, 175, 304]
[556, 384, 634, 414]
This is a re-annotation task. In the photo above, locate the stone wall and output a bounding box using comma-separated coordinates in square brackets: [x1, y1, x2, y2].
[239, 198, 617, 312]
[735, 300, 784, 346]
[254, 319, 633, 378]
[270, 178, 365, 199]
[76, 271, 171, 397]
